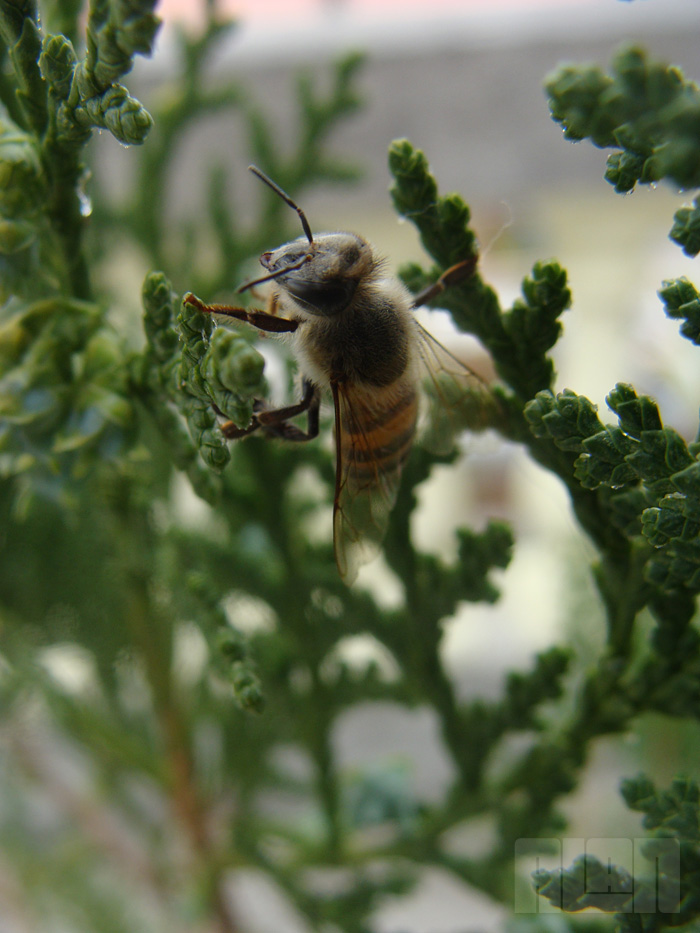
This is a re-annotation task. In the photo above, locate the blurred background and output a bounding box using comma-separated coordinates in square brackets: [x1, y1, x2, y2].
[112, 1, 700, 926]
[6, 1, 700, 930]
[98, 0, 700, 702]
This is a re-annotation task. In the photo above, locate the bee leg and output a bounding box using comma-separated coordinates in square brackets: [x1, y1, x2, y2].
[183, 292, 299, 334]
[220, 417, 264, 439]
[411, 256, 478, 307]
[218, 381, 320, 443]
[206, 400, 261, 439]
[257, 379, 320, 442]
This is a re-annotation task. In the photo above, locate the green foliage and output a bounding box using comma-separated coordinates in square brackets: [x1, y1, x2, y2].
[546, 45, 700, 190]
[534, 775, 700, 932]
[2, 4, 700, 933]
[528, 35, 700, 933]
[389, 139, 572, 401]
[0, 112, 46, 257]
[0, 0, 160, 301]
[41, 0, 159, 144]
[669, 195, 700, 257]
[526, 384, 696, 508]
[92, 9, 365, 295]
[658, 275, 700, 345]
[546, 44, 700, 256]
[0, 294, 135, 489]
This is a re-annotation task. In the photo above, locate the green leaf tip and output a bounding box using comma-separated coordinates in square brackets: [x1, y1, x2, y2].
[171, 296, 268, 473]
[505, 647, 570, 723]
[527, 384, 696, 505]
[455, 520, 514, 603]
[605, 150, 647, 193]
[142, 270, 179, 363]
[388, 138, 475, 267]
[659, 276, 700, 343]
[546, 45, 697, 189]
[85, 0, 161, 86]
[606, 383, 662, 438]
[185, 572, 265, 713]
[204, 328, 265, 395]
[389, 142, 571, 401]
[534, 853, 634, 913]
[0, 4, 47, 134]
[220, 643, 266, 712]
[544, 61, 616, 146]
[40, 34, 78, 100]
[620, 773, 700, 833]
[136, 274, 228, 486]
[388, 139, 437, 209]
[334, 49, 365, 84]
[497, 260, 571, 397]
[546, 43, 700, 258]
[532, 775, 693, 922]
[643, 487, 700, 593]
[670, 197, 700, 257]
[231, 667, 266, 713]
[176, 300, 267, 412]
[72, 83, 153, 145]
[142, 269, 176, 312]
[525, 389, 604, 454]
[33, 0, 161, 149]
[520, 261, 571, 322]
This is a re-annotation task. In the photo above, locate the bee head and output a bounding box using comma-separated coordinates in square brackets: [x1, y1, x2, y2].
[261, 233, 376, 317]
[237, 167, 379, 316]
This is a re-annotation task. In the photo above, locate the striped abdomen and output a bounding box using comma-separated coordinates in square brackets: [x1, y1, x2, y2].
[339, 381, 418, 491]
[332, 378, 418, 582]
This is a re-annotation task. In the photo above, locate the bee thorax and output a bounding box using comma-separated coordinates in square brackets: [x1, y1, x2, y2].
[290, 280, 416, 391]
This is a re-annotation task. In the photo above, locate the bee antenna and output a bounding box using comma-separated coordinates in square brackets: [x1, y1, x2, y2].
[249, 165, 314, 245]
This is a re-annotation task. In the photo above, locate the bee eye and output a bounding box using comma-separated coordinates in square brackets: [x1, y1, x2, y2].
[343, 246, 360, 267]
[282, 277, 357, 316]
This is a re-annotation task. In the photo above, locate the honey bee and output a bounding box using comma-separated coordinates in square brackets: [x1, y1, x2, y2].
[184, 166, 483, 584]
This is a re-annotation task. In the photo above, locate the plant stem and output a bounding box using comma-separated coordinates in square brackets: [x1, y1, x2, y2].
[119, 509, 239, 932]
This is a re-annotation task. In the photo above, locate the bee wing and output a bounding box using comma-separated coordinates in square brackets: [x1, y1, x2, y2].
[331, 381, 418, 584]
[412, 318, 495, 456]
[330, 320, 494, 584]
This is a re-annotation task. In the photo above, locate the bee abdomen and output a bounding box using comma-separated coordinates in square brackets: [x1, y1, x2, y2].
[341, 385, 418, 483]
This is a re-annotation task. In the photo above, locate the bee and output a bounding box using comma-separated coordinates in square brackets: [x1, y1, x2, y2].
[184, 166, 483, 584]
